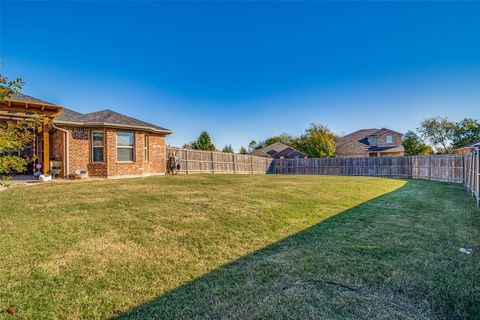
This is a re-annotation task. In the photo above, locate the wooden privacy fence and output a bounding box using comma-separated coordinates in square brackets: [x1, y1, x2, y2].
[166, 147, 480, 207]
[166, 147, 272, 174]
[269, 153, 480, 207]
[269, 155, 465, 182]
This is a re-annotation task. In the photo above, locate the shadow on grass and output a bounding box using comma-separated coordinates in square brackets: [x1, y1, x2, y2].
[113, 180, 479, 320]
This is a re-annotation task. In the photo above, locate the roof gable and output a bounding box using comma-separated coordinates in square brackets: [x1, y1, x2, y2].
[249, 142, 306, 158]
[275, 147, 306, 158]
[369, 127, 403, 137]
[260, 142, 290, 153]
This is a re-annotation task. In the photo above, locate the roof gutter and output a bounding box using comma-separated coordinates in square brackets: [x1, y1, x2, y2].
[51, 123, 70, 178]
[53, 120, 173, 134]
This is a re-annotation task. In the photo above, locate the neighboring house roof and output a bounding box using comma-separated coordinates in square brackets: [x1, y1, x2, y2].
[248, 149, 272, 157]
[453, 141, 480, 151]
[336, 129, 379, 147]
[7, 93, 57, 106]
[275, 147, 306, 158]
[259, 142, 291, 154]
[249, 142, 306, 158]
[371, 127, 403, 137]
[54, 108, 172, 134]
[369, 145, 404, 153]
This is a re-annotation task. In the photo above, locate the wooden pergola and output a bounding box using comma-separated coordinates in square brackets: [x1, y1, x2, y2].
[0, 97, 63, 174]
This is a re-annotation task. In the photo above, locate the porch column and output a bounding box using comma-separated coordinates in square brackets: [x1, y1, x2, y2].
[43, 119, 50, 174]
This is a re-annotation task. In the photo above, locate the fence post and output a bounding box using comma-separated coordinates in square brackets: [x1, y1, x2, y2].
[233, 153, 237, 174]
[250, 156, 254, 174]
[211, 151, 215, 174]
[476, 149, 480, 208]
[428, 155, 432, 180]
[185, 149, 189, 174]
[471, 152, 475, 196]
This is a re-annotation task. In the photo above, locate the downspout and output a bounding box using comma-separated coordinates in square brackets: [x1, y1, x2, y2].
[51, 123, 70, 178]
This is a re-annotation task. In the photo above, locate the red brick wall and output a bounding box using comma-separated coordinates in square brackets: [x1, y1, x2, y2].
[54, 126, 167, 178]
[68, 127, 94, 177]
[374, 131, 402, 146]
[105, 129, 166, 177]
[336, 140, 368, 157]
[51, 131, 65, 162]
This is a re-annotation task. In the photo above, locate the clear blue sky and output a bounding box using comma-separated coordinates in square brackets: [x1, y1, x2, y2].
[1, 1, 479, 150]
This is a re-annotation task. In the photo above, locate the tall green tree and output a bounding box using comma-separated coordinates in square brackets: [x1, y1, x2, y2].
[418, 117, 455, 153]
[248, 140, 257, 152]
[222, 144, 234, 153]
[194, 131, 216, 151]
[297, 124, 336, 158]
[0, 75, 23, 101]
[239, 146, 247, 154]
[402, 130, 433, 155]
[182, 141, 196, 149]
[451, 118, 480, 148]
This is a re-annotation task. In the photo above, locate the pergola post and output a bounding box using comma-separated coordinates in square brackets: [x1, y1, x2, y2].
[43, 119, 50, 174]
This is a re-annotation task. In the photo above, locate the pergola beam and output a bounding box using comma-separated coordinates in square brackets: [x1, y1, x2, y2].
[1, 99, 62, 175]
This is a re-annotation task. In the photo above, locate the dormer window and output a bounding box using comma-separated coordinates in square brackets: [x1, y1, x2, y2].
[386, 135, 393, 144]
[370, 137, 377, 146]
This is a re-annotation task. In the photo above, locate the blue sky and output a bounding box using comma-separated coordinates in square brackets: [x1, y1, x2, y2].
[1, 1, 479, 150]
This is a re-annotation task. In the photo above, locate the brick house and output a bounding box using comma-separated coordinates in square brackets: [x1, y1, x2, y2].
[1, 93, 172, 179]
[335, 128, 404, 157]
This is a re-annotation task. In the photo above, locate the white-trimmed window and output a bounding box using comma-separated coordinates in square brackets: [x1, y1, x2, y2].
[386, 135, 393, 144]
[116, 132, 134, 162]
[144, 134, 149, 162]
[92, 131, 104, 163]
[370, 137, 377, 146]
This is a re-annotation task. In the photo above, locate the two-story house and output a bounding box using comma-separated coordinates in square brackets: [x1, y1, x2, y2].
[335, 128, 404, 157]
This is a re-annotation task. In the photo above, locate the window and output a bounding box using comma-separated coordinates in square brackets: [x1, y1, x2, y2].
[386, 135, 393, 144]
[370, 137, 377, 145]
[144, 134, 149, 162]
[116, 132, 134, 162]
[92, 131, 104, 162]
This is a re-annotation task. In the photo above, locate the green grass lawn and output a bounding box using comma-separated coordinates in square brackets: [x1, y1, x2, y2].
[0, 175, 478, 319]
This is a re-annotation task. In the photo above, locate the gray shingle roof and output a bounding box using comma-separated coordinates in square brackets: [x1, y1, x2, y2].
[274, 147, 307, 158]
[249, 142, 306, 158]
[368, 145, 405, 152]
[55, 107, 83, 121]
[8, 93, 56, 105]
[336, 129, 379, 146]
[371, 127, 403, 137]
[54, 108, 172, 134]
